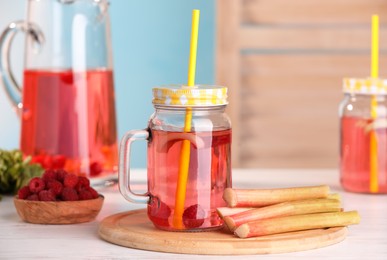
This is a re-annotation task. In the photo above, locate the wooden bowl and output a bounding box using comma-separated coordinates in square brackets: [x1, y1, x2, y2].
[14, 195, 104, 224]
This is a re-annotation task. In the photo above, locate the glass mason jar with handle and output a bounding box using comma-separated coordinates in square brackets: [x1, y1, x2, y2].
[339, 78, 387, 193]
[0, 0, 118, 180]
[119, 85, 232, 231]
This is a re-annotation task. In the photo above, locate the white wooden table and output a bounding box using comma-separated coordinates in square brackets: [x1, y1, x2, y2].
[0, 169, 386, 259]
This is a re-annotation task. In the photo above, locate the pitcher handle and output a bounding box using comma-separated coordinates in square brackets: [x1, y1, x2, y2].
[0, 21, 44, 114]
[119, 129, 150, 204]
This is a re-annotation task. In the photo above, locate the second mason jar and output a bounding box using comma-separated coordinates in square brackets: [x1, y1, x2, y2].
[339, 78, 387, 193]
[119, 85, 232, 231]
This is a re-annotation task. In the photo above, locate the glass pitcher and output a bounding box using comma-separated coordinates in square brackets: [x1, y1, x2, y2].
[0, 0, 118, 179]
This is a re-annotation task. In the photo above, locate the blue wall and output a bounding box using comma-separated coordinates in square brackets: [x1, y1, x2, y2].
[0, 0, 215, 168]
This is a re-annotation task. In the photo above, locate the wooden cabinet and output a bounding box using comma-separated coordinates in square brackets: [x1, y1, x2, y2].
[216, 0, 387, 168]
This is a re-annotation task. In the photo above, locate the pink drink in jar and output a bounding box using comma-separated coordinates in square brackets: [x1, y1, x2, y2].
[147, 129, 231, 230]
[119, 85, 232, 231]
[340, 78, 387, 193]
[341, 116, 387, 193]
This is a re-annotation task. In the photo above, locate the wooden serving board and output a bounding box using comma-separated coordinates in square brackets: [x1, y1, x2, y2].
[98, 209, 347, 255]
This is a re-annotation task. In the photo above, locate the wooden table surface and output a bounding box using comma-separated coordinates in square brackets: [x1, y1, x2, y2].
[0, 169, 386, 259]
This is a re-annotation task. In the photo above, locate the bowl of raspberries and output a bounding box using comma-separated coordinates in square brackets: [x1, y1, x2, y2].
[14, 169, 104, 224]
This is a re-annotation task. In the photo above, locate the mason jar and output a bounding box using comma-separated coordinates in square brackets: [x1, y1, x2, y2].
[119, 85, 232, 231]
[339, 78, 387, 193]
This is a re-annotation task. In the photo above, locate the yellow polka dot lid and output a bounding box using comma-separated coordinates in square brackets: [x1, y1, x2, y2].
[152, 85, 228, 106]
[343, 78, 387, 94]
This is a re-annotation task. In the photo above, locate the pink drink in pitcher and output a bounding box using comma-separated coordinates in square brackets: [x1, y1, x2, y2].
[147, 129, 232, 230]
[341, 116, 387, 192]
[21, 69, 118, 177]
[0, 0, 117, 179]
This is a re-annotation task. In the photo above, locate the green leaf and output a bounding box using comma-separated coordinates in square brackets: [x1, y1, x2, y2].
[0, 149, 44, 195]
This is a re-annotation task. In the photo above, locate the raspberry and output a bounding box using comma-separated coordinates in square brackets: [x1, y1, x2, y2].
[87, 187, 99, 199]
[38, 190, 56, 201]
[26, 194, 39, 201]
[63, 174, 78, 188]
[79, 190, 94, 200]
[89, 162, 103, 176]
[182, 204, 206, 229]
[56, 169, 68, 182]
[47, 180, 63, 196]
[75, 176, 90, 192]
[61, 187, 79, 201]
[42, 155, 53, 169]
[31, 154, 45, 166]
[28, 177, 45, 193]
[148, 197, 171, 227]
[42, 169, 57, 183]
[52, 155, 66, 169]
[17, 186, 31, 200]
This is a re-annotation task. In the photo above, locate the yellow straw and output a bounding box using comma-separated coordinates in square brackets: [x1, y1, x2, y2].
[173, 9, 200, 229]
[371, 15, 379, 79]
[370, 14, 379, 193]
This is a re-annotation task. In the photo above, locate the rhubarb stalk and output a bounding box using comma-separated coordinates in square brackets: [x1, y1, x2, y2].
[216, 207, 252, 218]
[327, 193, 341, 201]
[223, 198, 341, 231]
[223, 185, 330, 208]
[234, 211, 360, 238]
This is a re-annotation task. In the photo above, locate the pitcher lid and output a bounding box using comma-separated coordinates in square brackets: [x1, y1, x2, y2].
[343, 78, 387, 94]
[152, 85, 228, 106]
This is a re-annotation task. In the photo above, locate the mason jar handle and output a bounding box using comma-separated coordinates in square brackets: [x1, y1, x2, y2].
[119, 129, 150, 204]
[0, 21, 44, 114]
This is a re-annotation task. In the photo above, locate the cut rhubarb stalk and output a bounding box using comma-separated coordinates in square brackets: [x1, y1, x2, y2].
[327, 193, 341, 201]
[223, 185, 330, 208]
[234, 211, 360, 238]
[216, 207, 252, 218]
[223, 198, 341, 232]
